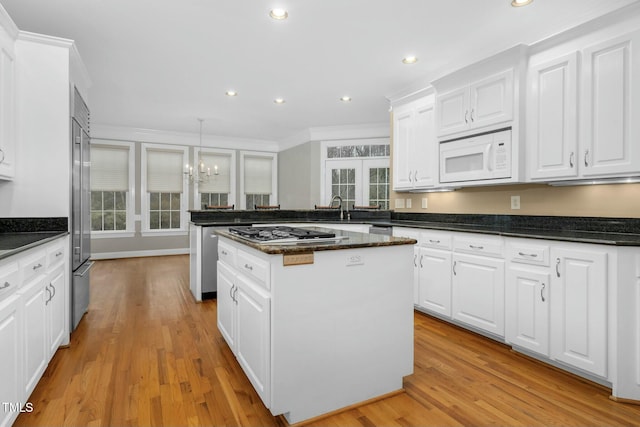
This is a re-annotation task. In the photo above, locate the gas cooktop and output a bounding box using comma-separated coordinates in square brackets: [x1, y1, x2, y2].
[227, 226, 340, 244]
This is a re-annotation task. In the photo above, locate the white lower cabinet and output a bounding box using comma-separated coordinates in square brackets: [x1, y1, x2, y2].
[19, 275, 48, 399]
[506, 264, 551, 356]
[418, 248, 452, 317]
[217, 250, 271, 407]
[0, 294, 22, 427]
[452, 253, 505, 337]
[46, 265, 66, 359]
[551, 246, 608, 378]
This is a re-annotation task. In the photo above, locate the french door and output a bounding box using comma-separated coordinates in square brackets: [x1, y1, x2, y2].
[324, 159, 389, 210]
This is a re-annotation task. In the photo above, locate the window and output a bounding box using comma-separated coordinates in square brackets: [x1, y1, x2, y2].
[141, 144, 188, 234]
[90, 141, 134, 237]
[194, 148, 235, 209]
[240, 151, 277, 209]
[322, 139, 390, 210]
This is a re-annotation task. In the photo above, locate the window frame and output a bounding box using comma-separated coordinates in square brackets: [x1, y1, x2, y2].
[141, 143, 189, 236]
[193, 147, 236, 210]
[90, 140, 136, 239]
[239, 150, 278, 209]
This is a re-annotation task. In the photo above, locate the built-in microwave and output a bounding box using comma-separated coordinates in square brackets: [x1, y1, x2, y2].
[439, 129, 511, 183]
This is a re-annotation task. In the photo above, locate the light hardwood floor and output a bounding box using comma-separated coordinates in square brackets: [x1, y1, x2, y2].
[15, 255, 640, 426]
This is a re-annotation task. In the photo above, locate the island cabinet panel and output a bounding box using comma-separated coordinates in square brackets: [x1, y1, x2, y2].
[215, 232, 414, 425]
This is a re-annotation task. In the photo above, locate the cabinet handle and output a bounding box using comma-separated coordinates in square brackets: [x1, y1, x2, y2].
[33, 263, 43, 271]
[233, 286, 238, 305]
[556, 258, 561, 277]
[584, 149, 589, 167]
[419, 255, 424, 268]
[569, 152, 574, 168]
[453, 261, 457, 276]
[470, 108, 475, 122]
[464, 110, 469, 124]
[50, 283, 56, 299]
[429, 239, 440, 244]
[0, 148, 4, 164]
[469, 244, 484, 250]
[244, 263, 253, 271]
[55, 251, 63, 257]
[518, 252, 538, 258]
[540, 283, 546, 302]
[413, 254, 417, 268]
[0, 281, 10, 290]
[229, 284, 235, 301]
[45, 286, 52, 305]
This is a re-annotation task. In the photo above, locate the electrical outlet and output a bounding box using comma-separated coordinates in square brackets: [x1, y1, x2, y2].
[421, 198, 428, 209]
[405, 198, 412, 209]
[346, 254, 364, 266]
[511, 195, 521, 210]
[395, 199, 405, 209]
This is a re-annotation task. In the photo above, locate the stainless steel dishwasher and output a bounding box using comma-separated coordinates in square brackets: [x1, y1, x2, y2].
[201, 227, 218, 299]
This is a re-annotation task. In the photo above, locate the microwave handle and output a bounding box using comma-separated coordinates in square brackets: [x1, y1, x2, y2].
[485, 144, 493, 171]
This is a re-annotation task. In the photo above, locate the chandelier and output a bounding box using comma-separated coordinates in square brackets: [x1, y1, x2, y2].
[185, 118, 218, 184]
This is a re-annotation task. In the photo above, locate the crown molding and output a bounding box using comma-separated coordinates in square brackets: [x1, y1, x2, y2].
[92, 124, 280, 152]
[0, 4, 18, 39]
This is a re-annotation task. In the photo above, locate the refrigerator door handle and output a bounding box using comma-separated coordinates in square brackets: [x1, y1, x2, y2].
[74, 261, 94, 277]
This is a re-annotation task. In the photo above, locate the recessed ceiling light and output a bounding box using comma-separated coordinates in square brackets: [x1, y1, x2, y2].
[340, 96, 352, 102]
[226, 90, 237, 97]
[274, 98, 286, 104]
[269, 8, 288, 20]
[402, 56, 418, 64]
[511, 0, 533, 7]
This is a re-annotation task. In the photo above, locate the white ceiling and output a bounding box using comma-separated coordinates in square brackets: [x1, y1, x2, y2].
[1, 0, 639, 145]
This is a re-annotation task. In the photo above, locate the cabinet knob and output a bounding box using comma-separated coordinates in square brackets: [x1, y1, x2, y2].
[244, 263, 253, 271]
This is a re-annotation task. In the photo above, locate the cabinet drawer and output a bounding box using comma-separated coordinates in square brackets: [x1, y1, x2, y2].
[507, 241, 550, 266]
[0, 262, 19, 301]
[237, 249, 270, 290]
[420, 231, 452, 250]
[20, 251, 47, 285]
[47, 242, 66, 270]
[453, 234, 503, 258]
[218, 240, 237, 268]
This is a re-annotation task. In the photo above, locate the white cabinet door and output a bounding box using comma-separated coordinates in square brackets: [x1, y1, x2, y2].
[581, 30, 640, 177]
[392, 105, 414, 190]
[418, 247, 452, 317]
[0, 29, 16, 181]
[412, 99, 437, 188]
[46, 266, 66, 358]
[452, 253, 505, 337]
[469, 69, 514, 129]
[0, 294, 22, 427]
[551, 247, 607, 377]
[235, 274, 271, 407]
[505, 265, 550, 356]
[217, 262, 236, 350]
[527, 52, 579, 180]
[437, 87, 469, 137]
[20, 278, 48, 399]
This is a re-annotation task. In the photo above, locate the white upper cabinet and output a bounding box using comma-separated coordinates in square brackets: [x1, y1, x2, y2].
[527, 27, 640, 181]
[0, 8, 17, 181]
[526, 52, 579, 180]
[392, 94, 437, 191]
[436, 69, 514, 138]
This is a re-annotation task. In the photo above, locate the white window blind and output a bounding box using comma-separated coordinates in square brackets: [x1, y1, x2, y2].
[244, 156, 273, 195]
[147, 149, 183, 193]
[199, 153, 231, 193]
[91, 145, 129, 191]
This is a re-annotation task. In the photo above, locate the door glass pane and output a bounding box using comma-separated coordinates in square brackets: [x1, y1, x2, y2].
[330, 167, 356, 210]
[368, 167, 390, 209]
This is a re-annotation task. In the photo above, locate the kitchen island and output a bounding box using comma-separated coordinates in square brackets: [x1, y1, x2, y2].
[214, 226, 416, 424]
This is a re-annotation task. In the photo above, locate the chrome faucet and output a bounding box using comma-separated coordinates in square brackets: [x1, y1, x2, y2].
[330, 195, 344, 220]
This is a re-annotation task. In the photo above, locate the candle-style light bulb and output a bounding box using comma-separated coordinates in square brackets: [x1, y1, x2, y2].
[214, 164, 219, 175]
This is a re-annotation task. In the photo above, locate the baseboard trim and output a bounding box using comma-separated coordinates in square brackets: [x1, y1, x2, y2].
[91, 248, 189, 260]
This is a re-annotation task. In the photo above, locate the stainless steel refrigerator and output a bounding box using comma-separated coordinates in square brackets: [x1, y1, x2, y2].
[71, 87, 93, 331]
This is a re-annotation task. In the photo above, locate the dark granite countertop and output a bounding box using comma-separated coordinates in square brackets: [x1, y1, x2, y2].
[0, 217, 69, 261]
[190, 210, 640, 246]
[215, 226, 417, 255]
